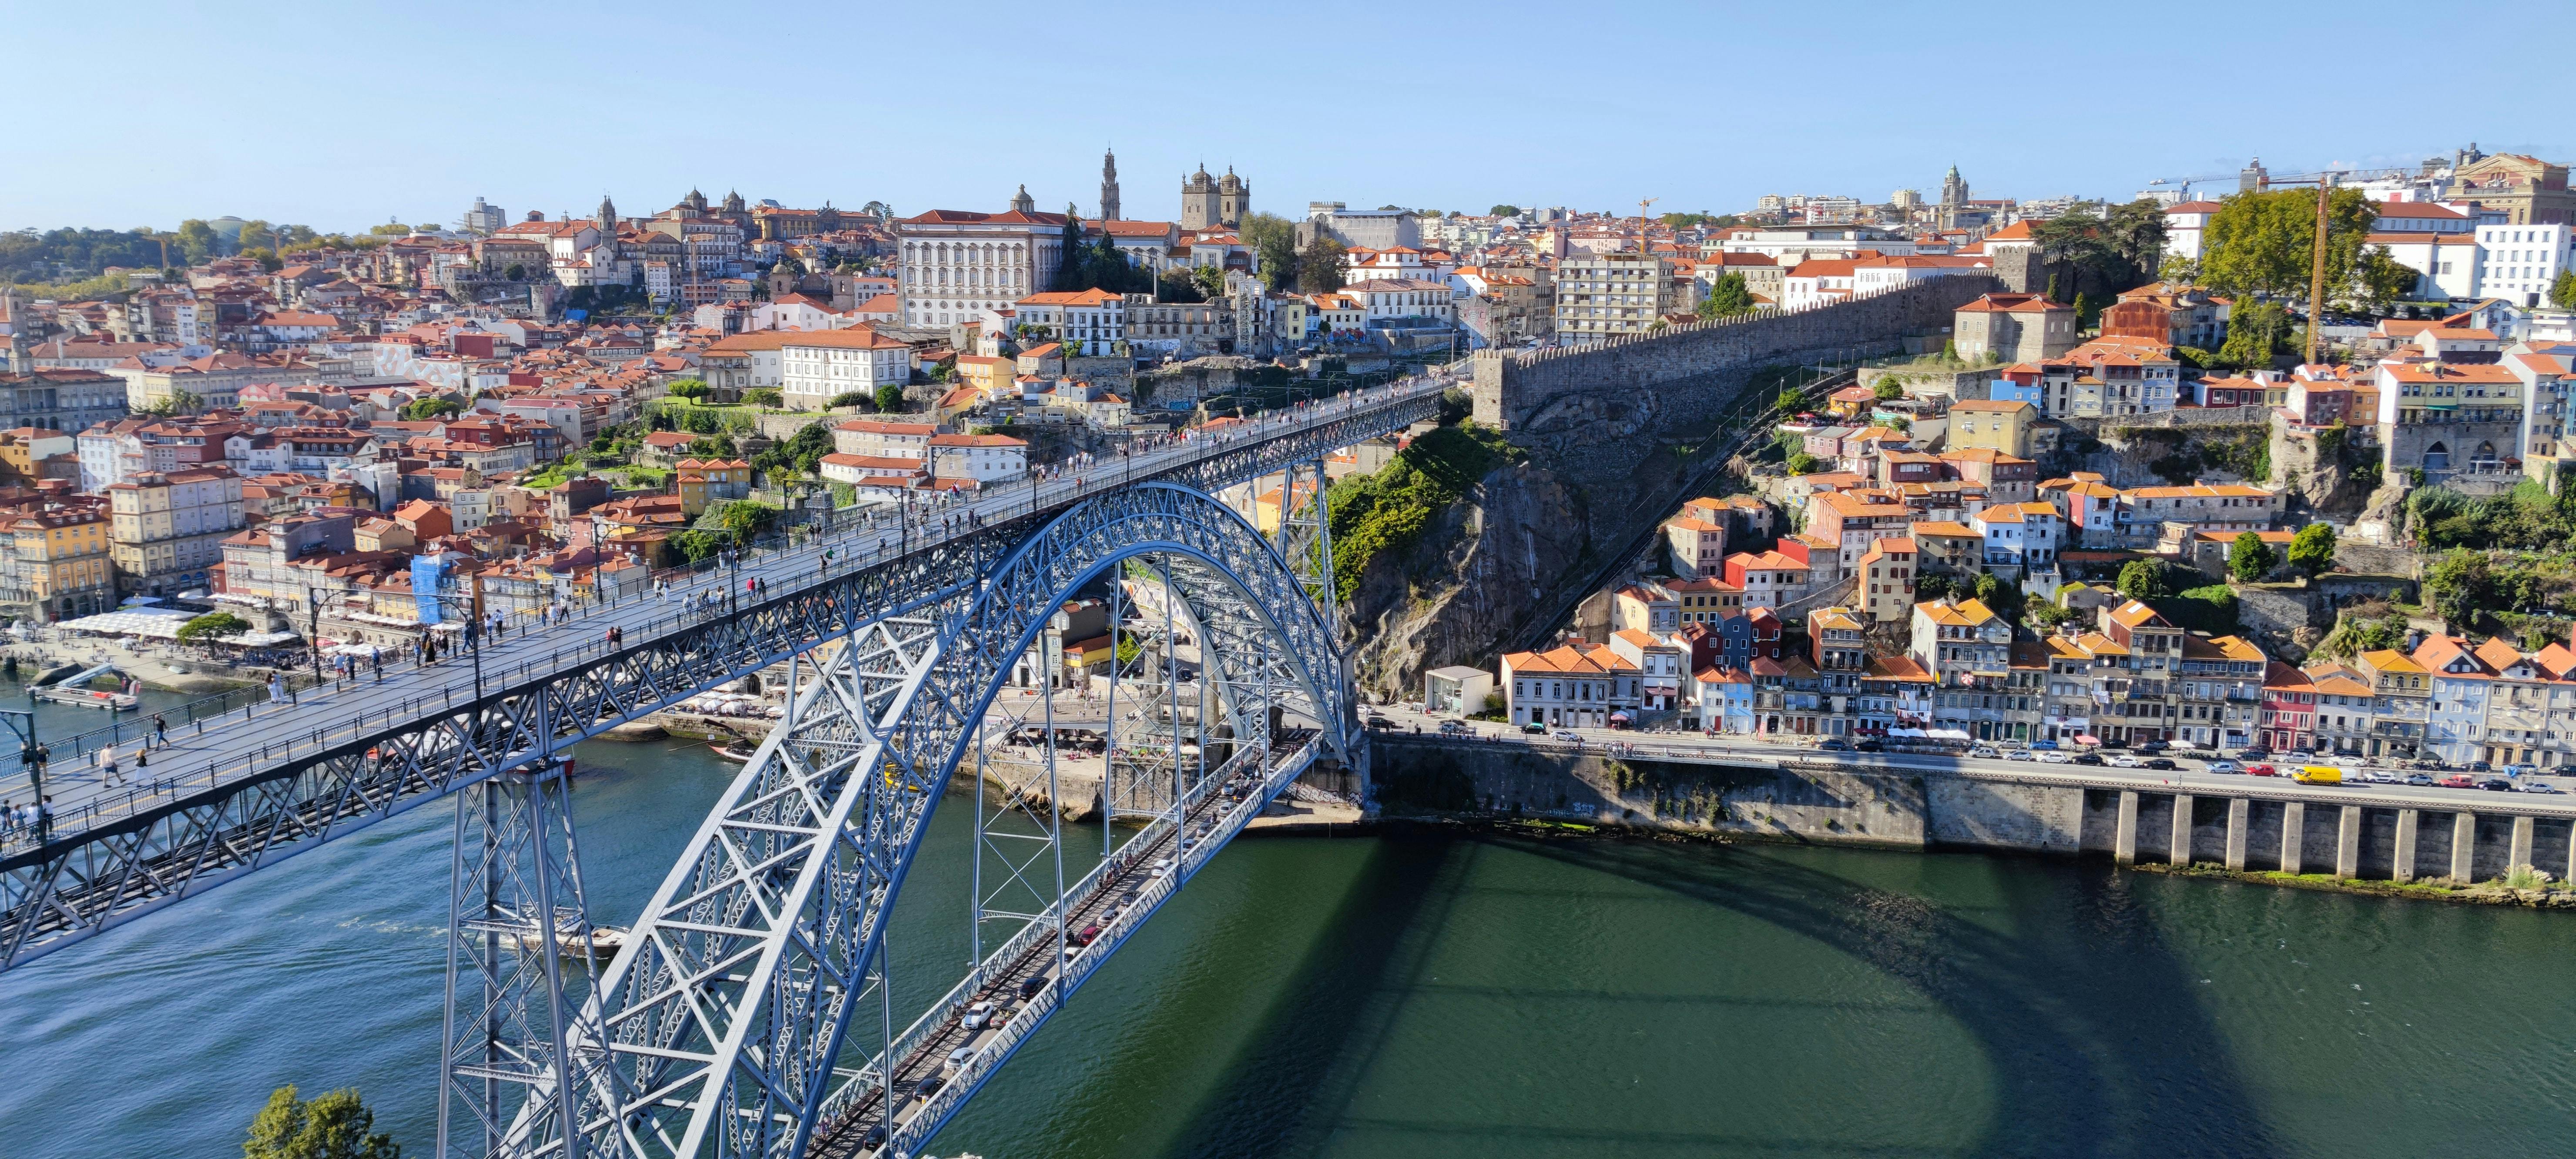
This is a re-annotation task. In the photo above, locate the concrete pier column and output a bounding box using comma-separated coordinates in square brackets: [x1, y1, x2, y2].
[2281, 801, 2306, 874]
[2114, 791, 2139, 865]
[2335, 805, 2362, 878]
[2393, 810, 2419, 884]
[2169, 794, 2195, 866]
[2510, 815, 2535, 871]
[2224, 798, 2249, 870]
[2451, 812, 2477, 883]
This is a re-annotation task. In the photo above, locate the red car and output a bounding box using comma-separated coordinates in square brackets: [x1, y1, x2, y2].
[2246, 764, 2279, 777]
[2437, 774, 2478, 789]
[1073, 924, 1103, 947]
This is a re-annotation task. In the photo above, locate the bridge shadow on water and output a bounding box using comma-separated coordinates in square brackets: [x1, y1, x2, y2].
[1160, 830, 2277, 1159]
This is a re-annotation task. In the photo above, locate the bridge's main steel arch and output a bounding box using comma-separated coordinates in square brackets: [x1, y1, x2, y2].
[484, 483, 1349, 1159]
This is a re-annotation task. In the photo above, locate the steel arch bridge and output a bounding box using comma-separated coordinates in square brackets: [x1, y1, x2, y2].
[463, 482, 1353, 1159]
[2, 375, 1443, 1159]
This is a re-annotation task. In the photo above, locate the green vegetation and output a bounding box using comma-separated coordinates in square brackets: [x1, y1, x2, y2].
[1772, 386, 1806, 413]
[2116, 559, 2169, 601]
[402, 397, 461, 420]
[2414, 548, 2576, 636]
[754, 421, 835, 479]
[242, 1085, 400, 1159]
[176, 611, 252, 641]
[2312, 600, 2412, 660]
[741, 387, 783, 407]
[2228, 532, 2277, 581]
[2198, 186, 2381, 301]
[716, 499, 780, 541]
[1488, 205, 1522, 218]
[1972, 572, 2020, 616]
[2158, 585, 2240, 634]
[1696, 272, 1755, 319]
[2288, 523, 2337, 573]
[2408, 482, 2576, 553]
[875, 384, 905, 413]
[1324, 422, 1519, 602]
[1914, 573, 1955, 602]
[828, 391, 871, 409]
[1297, 236, 1347, 295]
[1871, 379, 1903, 401]
[1784, 452, 1819, 476]
[2553, 271, 2576, 311]
[663, 379, 711, 401]
[1241, 212, 1299, 291]
[2213, 300, 2295, 372]
[2029, 199, 2169, 302]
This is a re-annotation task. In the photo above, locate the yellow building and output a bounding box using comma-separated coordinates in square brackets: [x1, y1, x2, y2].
[675, 458, 753, 516]
[1946, 399, 2036, 458]
[9, 504, 113, 621]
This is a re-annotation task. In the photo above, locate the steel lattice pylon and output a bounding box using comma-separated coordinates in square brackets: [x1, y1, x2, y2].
[439, 753, 615, 1159]
[500, 482, 1351, 1159]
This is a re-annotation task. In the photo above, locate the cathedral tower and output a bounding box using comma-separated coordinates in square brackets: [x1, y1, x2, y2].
[1100, 149, 1121, 221]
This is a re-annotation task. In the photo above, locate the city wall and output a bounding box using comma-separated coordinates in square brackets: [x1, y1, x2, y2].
[1471, 277, 2000, 449]
[1369, 736, 2576, 885]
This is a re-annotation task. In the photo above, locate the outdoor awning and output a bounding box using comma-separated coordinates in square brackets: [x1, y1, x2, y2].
[2076, 734, 2103, 745]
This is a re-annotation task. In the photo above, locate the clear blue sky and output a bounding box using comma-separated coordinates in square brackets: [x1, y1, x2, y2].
[11, 0, 2575, 234]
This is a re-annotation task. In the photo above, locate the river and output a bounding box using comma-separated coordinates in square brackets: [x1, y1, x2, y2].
[2, 740, 2570, 1158]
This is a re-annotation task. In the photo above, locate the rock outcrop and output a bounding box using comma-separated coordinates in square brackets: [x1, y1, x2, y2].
[1342, 462, 1584, 701]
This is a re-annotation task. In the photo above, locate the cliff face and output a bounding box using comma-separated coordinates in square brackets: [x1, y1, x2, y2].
[1342, 462, 1584, 701]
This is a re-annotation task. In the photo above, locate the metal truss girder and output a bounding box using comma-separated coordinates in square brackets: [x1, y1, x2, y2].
[0, 387, 1429, 974]
[552, 482, 1350, 1159]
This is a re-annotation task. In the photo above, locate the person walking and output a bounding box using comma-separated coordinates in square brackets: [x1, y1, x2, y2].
[152, 713, 168, 750]
[99, 744, 121, 788]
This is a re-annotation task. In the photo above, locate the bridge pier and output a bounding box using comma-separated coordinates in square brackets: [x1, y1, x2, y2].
[2393, 809, 2419, 883]
[2335, 805, 2362, 878]
[2113, 791, 2139, 865]
[2224, 798, 2249, 871]
[2169, 794, 2194, 866]
[2452, 812, 2476, 882]
[2281, 802, 2306, 874]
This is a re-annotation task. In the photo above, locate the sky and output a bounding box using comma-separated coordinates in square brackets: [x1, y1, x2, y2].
[10, 0, 2576, 234]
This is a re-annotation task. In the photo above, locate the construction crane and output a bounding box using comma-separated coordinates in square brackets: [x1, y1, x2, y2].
[1636, 197, 1659, 255]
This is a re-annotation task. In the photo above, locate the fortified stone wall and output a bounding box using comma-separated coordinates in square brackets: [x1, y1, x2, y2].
[1472, 277, 1999, 442]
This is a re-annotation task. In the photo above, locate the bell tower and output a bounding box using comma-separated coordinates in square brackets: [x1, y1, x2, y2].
[1100, 149, 1122, 221]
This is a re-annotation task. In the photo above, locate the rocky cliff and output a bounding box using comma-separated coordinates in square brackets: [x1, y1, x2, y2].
[1342, 462, 1586, 700]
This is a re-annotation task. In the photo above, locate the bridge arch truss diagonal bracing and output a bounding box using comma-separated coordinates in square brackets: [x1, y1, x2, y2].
[0, 377, 1441, 973]
[510, 482, 1353, 1159]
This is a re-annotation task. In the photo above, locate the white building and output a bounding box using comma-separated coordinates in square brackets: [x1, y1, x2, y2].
[2162, 201, 2221, 262]
[1337, 278, 1455, 325]
[896, 197, 1072, 328]
[832, 419, 937, 459]
[778, 329, 912, 411]
[1011, 288, 1125, 355]
[2474, 223, 2571, 306]
[927, 432, 1029, 484]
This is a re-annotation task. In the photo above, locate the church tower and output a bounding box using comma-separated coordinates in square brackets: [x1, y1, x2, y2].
[1100, 149, 1122, 221]
[1009, 184, 1037, 215]
[1938, 165, 1969, 228]
[1216, 166, 1249, 229]
[597, 193, 617, 232]
[1181, 164, 1216, 231]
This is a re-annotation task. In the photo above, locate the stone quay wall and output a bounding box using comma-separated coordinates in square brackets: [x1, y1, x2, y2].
[1471, 277, 2000, 435]
[1371, 735, 2576, 884]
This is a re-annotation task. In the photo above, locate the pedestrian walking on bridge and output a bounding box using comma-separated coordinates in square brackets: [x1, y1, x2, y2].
[99, 745, 121, 788]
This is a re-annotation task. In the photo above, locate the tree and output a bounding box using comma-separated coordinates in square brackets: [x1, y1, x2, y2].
[1488, 204, 1523, 218]
[237, 220, 276, 252]
[1785, 452, 1819, 475]
[2116, 558, 2169, 601]
[1872, 379, 1904, 401]
[242, 1085, 400, 1159]
[663, 379, 710, 401]
[174, 218, 218, 264]
[741, 387, 783, 407]
[2199, 186, 2379, 302]
[1773, 386, 1805, 413]
[2353, 245, 2417, 310]
[2425, 548, 2496, 630]
[1050, 210, 1086, 291]
[827, 391, 869, 409]
[2214, 300, 2293, 371]
[1240, 211, 1298, 290]
[402, 397, 461, 420]
[873, 384, 904, 413]
[2228, 531, 2278, 581]
[2031, 199, 2168, 301]
[503, 263, 526, 281]
[2288, 523, 2338, 574]
[687, 432, 737, 457]
[1972, 571, 2020, 615]
[2552, 271, 2576, 310]
[1696, 272, 1754, 319]
[1295, 236, 1346, 294]
[1191, 264, 1228, 301]
[717, 499, 780, 542]
[1915, 573, 1954, 602]
[176, 611, 252, 641]
[2072, 291, 2095, 330]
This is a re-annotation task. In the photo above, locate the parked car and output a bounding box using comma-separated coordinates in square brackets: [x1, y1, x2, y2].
[2237, 748, 2273, 761]
[1553, 729, 1582, 741]
[1820, 738, 1851, 752]
[2519, 782, 2566, 794]
[2437, 775, 2478, 789]
[2246, 764, 2280, 777]
[1364, 716, 1395, 730]
[1969, 746, 2002, 759]
[2403, 773, 2435, 786]
[2029, 739, 2061, 751]
[2038, 750, 2072, 764]
[2143, 758, 2177, 770]
[1853, 739, 1883, 752]
[2479, 778, 2515, 791]
[2206, 760, 2244, 774]
[962, 1000, 995, 1030]
[1439, 719, 1470, 735]
[2071, 753, 2104, 766]
[2468, 760, 2494, 773]
[2136, 740, 2169, 754]
[2105, 754, 2141, 768]
[2006, 750, 2036, 762]
[1521, 721, 1547, 734]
